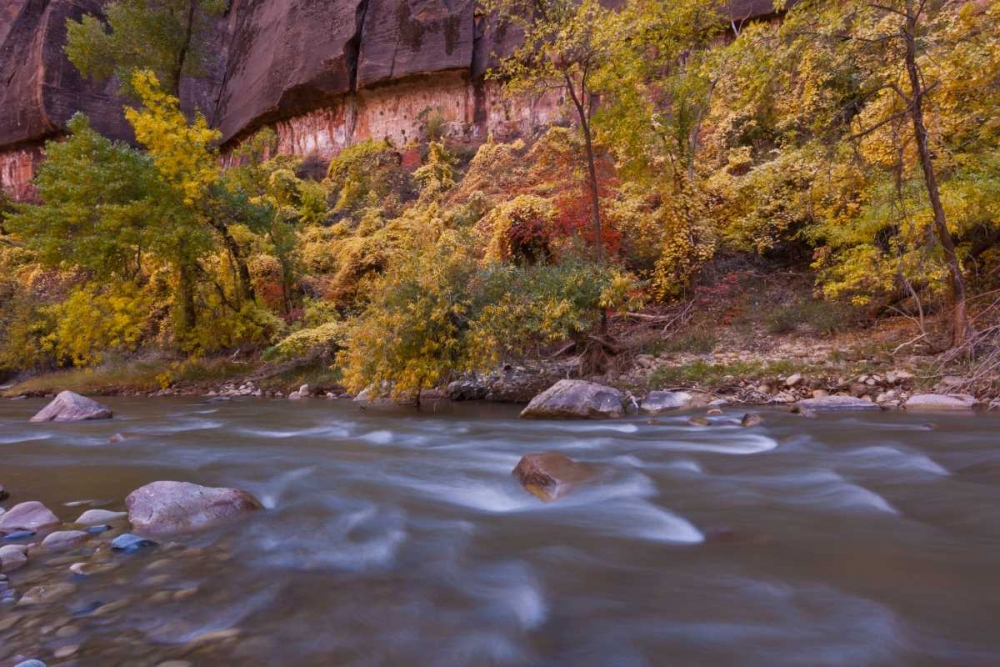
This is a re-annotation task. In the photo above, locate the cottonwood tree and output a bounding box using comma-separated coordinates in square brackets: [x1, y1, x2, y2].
[480, 0, 615, 265]
[65, 0, 226, 98]
[781, 0, 1000, 347]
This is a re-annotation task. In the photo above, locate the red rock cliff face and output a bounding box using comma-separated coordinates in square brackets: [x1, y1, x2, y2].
[1, 0, 775, 199]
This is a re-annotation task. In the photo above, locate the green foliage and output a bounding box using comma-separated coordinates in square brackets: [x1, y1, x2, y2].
[339, 227, 478, 400]
[326, 140, 412, 216]
[65, 0, 227, 96]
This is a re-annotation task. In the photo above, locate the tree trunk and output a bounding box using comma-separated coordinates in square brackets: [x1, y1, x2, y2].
[213, 221, 255, 306]
[902, 14, 971, 347]
[564, 72, 609, 336]
[177, 261, 198, 335]
[171, 0, 198, 96]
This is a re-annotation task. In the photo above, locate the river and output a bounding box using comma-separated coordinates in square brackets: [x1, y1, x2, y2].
[1, 398, 999, 666]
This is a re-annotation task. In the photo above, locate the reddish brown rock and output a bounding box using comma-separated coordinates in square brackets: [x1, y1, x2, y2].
[126, 481, 263, 536]
[512, 452, 597, 502]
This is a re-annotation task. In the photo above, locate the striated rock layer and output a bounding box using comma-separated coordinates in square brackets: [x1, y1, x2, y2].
[1, 0, 776, 199]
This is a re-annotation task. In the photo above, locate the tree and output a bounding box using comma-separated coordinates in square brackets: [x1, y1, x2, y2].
[781, 0, 1000, 346]
[65, 0, 227, 97]
[481, 0, 614, 265]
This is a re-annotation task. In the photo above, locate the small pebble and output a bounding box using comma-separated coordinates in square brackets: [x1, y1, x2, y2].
[56, 625, 80, 638]
[53, 645, 79, 659]
[14, 660, 47, 667]
[86, 524, 112, 534]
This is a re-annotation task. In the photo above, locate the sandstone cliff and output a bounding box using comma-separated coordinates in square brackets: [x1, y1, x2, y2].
[0, 0, 775, 199]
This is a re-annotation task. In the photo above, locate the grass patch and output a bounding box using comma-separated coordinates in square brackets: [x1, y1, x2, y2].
[256, 359, 343, 392]
[651, 329, 718, 355]
[650, 360, 766, 388]
[2, 355, 255, 396]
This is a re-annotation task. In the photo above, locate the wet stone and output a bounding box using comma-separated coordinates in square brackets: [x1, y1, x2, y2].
[18, 583, 77, 605]
[3, 531, 36, 541]
[111, 534, 158, 553]
[14, 660, 47, 667]
[86, 524, 112, 534]
[75, 509, 128, 525]
[41, 530, 89, 551]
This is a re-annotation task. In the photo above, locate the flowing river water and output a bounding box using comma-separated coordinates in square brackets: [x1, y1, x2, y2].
[1, 397, 999, 666]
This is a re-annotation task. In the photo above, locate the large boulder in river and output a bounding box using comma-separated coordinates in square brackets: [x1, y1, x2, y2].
[126, 481, 264, 536]
[904, 393, 975, 411]
[0, 501, 60, 533]
[30, 391, 112, 422]
[793, 395, 880, 412]
[520, 380, 625, 419]
[513, 453, 598, 501]
[640, 390, 693, 414]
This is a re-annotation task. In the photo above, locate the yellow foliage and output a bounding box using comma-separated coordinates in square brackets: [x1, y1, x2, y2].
[125, 70, 220, 206]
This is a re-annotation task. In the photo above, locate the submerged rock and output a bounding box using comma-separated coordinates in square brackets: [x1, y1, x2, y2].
[75, 509, 128, 525]
[639, 390, 692, 415]
[18, 582, 76, 605]
[126, 481, 264, 536]
[0, 483, 8, 501]
[111, 533, 158, 553]
[0, 501, 60, 533]
[520, 380, 625, 419]
[793, 395, 880, 412]
[904, 393, 975, 411]
[41, 530, 89, 551]
[512, 453, 598, 501]
[0, 544, 28, 572]
[29, 391, 113, 422]
[740, 413, 763, 427]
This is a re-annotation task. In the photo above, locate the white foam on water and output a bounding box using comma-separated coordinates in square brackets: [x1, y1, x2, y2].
[767, 470, 900, 515]
[655, 434, 779, 455]
[360, 429, 394, 445]
[664, 459, 704, 474]
[252, 466, 317, 509]
[846, 445, 949, 477]
[234, 425, 350, 439]
[0, 433, 52, 445]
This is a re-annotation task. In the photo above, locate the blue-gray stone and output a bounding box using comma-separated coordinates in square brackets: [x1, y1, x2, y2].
[15, 660, 48, 667]
[86, 524, 111, 534]
[2, 530, 35, 541]
[111, 533, 157, 553]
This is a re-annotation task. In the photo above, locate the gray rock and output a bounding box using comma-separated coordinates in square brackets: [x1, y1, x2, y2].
[0, 501, 60, 532]
[904, 393, 975, 411]
[126, 481, 264, 536]
[29, 391, 112, 422]
[521, 380, 626, 419]
[794, 395, 880, 412]
[0, 544, 28, 572]
[40, 530, 89, 551]
[75, 509, 128, 525]
[14, 660, 48, 667]
[639, 390, 693, 415]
